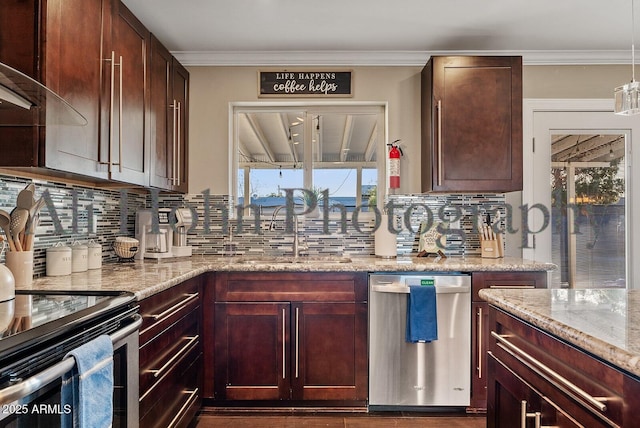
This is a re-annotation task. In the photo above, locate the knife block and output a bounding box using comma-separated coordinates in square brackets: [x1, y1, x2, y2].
[480, 233, 504, 258]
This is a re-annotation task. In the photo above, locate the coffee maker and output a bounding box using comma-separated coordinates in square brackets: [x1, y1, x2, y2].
[135, 209, 174, 260]
[172, 208, 193, 257]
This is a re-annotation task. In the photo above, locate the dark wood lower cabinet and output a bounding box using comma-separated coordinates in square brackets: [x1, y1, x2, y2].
[138, 275, 203, 427]
[470, 271, 547, 412]
[214, 302, 289, 401]
[487, 306, 640, 427]
[209, 272, 368, 406]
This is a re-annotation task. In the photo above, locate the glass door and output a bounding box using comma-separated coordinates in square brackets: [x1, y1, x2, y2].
[550, 134, 627, 288]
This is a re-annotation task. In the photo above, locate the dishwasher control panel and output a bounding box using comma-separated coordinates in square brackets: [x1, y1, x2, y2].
[369, 273, 471, 294]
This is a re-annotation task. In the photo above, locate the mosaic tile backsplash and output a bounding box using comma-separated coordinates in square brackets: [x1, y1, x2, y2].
[0, 174, 505, 276]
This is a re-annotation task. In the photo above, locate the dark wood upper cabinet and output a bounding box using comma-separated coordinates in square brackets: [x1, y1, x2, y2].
[149, 36, 189, 192]
[421, 56, 523, 193]
[0, 0, 186, 190]
[107, 1, 150, 186]
[0, 0, 109, 177]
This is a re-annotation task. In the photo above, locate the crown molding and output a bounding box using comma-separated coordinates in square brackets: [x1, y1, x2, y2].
[172, 50, 633, 67]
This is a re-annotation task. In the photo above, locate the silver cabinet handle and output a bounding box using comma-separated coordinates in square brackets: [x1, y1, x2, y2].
[100, 52, 123, 173]
[177, 101, 182, 186]
[295, 307, 300, 378]
[140, 293, 199, 336]
[493, 332, 608, 413]
[477, 306, 483, 379]
[171, 100, 178, 185]
[520, 401, 541, 428]
[117, 55, 123, 173]
[100, 51, 116, 172]
[282, 308, 286, 380]
[142, 293, 199, 325]
[167, 388, 199, 428]
[436, 99, 442, 186]
[148, 335, 198, 379]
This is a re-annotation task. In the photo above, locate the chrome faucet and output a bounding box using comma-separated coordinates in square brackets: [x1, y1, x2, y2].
[268, 205, 303, 258]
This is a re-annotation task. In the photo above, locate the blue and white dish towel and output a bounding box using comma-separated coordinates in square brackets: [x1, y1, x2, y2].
[61, 334, 113, 428]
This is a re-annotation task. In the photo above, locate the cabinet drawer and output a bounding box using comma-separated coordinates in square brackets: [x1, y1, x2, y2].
[489, 308, 640, 427]
[140, 348, 201, 428]
[472, 271, 546, 301]
[140, 308, 199, 392]
[139, 278, 201, 346]
[215, 272, 367, 302]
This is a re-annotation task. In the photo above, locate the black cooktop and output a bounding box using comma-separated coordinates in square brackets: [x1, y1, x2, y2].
[0, 290, 137, 361]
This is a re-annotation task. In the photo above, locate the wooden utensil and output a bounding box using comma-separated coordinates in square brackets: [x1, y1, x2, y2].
[9, 208, 28, 252]
[0, 210, 15, 252]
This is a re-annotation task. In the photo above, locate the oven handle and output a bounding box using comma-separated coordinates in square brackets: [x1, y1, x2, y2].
[0, 314, 142, 405]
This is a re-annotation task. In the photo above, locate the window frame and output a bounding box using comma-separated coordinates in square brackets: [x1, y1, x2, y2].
[229, 101, 388, 218]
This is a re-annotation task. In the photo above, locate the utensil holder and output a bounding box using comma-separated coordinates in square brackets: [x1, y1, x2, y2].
[5, 250, 34, 287]
[480, 234, 504, 259]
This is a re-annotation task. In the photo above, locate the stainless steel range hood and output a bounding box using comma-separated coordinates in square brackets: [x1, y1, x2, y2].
[0, 61, 87, 126]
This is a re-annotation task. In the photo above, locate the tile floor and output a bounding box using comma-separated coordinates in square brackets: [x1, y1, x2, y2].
[195, 410, 486, 427]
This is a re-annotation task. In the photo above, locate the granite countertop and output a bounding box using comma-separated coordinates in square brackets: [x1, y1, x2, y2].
[480, 288, 640, 379]
[22, 255, 555, 300]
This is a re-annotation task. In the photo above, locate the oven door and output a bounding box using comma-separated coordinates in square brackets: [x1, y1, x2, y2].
[0, 314, 141, 427]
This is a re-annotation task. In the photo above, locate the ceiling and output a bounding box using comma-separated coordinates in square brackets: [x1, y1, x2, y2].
[238, 112, 378, 169]
[552, 134, 626, 164]
[119, 1, 632, 170]
[122, 0, 635, 66]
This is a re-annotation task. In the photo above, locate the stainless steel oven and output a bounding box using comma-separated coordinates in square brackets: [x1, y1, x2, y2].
[0, 291, 140, 427]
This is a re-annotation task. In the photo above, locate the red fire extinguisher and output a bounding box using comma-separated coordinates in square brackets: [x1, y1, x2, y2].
[388, 140, 403, 189]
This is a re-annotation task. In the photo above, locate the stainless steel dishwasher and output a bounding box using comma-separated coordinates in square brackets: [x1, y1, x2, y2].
[368, 273, 471, 410]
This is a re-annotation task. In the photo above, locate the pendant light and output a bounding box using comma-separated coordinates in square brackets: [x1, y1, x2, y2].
[615, 0, 640, 115]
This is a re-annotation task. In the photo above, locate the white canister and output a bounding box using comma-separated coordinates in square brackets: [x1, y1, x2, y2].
[87, 241, 102, 270]
[71, 242, 88, 273]
[46, 244, 72, 276]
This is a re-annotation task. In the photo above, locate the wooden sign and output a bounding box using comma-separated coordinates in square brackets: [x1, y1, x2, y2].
[259, 71, 352, 97]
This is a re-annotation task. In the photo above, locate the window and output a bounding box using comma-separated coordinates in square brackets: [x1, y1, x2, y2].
[232, 103, 386, 216]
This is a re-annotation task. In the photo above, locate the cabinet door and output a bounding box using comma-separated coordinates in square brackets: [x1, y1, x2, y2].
[292, 302, 367, 402]
[488, 353, 581, 428]
[172, 59, 189, 192]
[214, 302, 290, 401]
[423, 56, 522, 193]
[42, 0, 109, 179]
[149, 36, 173, 189]
[149, 37, 189, 192]
[470, 301, 489, 410]
[108, 1, 149, 185]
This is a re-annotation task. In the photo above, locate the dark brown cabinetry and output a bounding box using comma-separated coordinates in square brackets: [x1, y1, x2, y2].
[0, 0, 109, 178]
[421, 56, 523, 192]
[0, 0, 187, 190]
[209, 272, 368, 406]
[149, 36, 189, 192]
[487, 306, 640, 427]
[138, 275, 203, 428]
[106, 1, 150, 185]
[470, 271, 547, 411]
